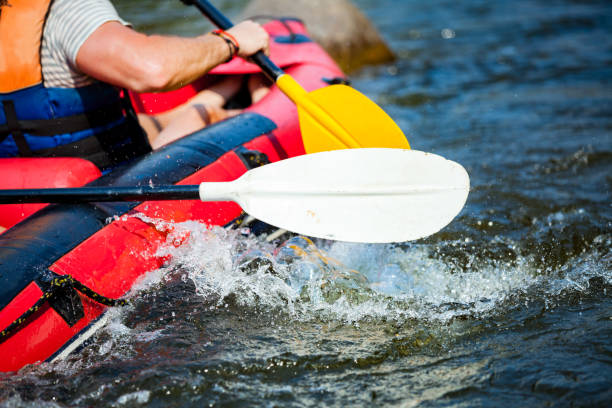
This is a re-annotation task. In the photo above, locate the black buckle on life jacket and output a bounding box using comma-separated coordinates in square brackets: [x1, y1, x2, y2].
[2, 100, 33, 156]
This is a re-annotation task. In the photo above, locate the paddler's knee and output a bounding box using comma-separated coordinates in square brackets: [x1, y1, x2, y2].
[241, 0, 396, 72]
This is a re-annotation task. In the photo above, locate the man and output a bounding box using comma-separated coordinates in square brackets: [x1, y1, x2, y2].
[0, 0, 269, 170]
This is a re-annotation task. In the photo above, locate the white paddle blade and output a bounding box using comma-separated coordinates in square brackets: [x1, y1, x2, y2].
[200, 148, 469, 243]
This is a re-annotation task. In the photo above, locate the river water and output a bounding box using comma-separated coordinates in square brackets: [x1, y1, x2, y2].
[1, 0, 611, 406]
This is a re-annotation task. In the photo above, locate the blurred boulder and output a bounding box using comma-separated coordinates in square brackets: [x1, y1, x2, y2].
[241, 0, 395, 73]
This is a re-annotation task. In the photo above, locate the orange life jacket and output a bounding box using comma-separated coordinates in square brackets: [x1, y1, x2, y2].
[0, 0, 150, 170]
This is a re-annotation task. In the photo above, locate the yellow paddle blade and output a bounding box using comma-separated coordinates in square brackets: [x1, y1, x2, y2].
[277, 75, 410, 153]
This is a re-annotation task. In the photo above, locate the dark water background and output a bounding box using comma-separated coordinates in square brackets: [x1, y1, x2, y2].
[1, 0, 611, 406]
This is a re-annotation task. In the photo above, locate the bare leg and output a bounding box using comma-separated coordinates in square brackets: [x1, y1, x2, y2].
[248, 74, 271, 104]
[141, 76, 244, 146]
[137, 114, 163, 140]
[159, 76, 243, 125]
[142, 75, 271, 149]
[151, 104, 240, 149]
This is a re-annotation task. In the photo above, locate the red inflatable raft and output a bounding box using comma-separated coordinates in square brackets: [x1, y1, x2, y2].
[0, 20, 345, 372]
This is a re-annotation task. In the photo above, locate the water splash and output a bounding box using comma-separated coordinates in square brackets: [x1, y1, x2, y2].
[127, 218, 611, 327]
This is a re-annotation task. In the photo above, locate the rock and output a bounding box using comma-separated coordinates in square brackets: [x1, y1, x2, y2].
[240, 0, 395, 73]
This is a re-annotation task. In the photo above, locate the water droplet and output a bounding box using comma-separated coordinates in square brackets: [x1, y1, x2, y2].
[441, 28, 456, 39]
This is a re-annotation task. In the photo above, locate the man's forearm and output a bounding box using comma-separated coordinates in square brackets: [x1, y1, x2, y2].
[137, 33, 233, 91]
[77, 22, 232, 93]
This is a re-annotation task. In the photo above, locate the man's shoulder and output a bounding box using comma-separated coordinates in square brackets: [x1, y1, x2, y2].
[48, 0, 121, 19]
[45, 0, 127, 49]
[42, 0, 126, 88]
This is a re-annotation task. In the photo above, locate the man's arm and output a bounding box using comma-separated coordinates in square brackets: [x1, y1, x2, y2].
[76, 20, 269, 93]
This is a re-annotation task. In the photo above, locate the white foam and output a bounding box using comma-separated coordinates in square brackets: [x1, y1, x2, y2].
[116, 390, 151, 405]
[97, 216, 612, 330]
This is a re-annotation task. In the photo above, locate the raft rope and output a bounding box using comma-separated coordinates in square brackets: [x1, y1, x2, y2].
[0, 275, 127, 342]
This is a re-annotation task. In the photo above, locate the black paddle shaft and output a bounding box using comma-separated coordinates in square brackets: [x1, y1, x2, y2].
[0, 185, 201, 204]
[182, 0, 285, 81]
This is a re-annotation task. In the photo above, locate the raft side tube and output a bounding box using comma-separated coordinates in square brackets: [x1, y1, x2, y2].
[0, 113, 277, 341]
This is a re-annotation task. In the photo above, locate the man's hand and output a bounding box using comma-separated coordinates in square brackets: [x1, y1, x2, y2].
[226, 20, 270, 58]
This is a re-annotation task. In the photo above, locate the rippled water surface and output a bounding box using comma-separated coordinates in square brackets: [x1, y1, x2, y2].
[2, 0, 611, 406]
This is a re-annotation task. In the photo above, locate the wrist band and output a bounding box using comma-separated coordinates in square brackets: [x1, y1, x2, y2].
[211, 31, 235, 62]
[214, 29, 239, 51]
[211, 29, 240, 62]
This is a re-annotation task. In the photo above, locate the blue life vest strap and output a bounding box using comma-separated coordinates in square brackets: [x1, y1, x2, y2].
[0, 101, 125, 139]
[1, 100, 32, 156]
[0, 90, 151, 170]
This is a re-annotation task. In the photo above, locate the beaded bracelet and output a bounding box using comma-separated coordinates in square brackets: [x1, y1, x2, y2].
[211, 29, 240, 62]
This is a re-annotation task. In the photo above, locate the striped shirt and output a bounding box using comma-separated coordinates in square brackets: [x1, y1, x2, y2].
[41, 0, 129, 88]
